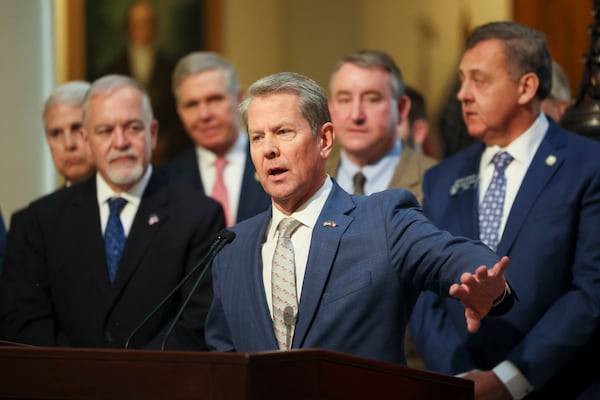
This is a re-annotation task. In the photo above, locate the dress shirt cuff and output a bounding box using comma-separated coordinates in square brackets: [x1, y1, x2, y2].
[492, 360, 534, 400]
[492, 282, 510, 307]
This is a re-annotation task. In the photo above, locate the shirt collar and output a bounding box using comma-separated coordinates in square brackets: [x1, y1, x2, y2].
[266, 176, 333, 241]
[481, 113, 548, 168]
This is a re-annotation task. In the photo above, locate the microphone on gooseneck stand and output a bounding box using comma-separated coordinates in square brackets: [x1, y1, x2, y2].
[124, 229, 236, 349]
[160, 229, 235, 350]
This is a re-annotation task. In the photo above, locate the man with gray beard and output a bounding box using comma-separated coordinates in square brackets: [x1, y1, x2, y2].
[0, 75, 225, 349]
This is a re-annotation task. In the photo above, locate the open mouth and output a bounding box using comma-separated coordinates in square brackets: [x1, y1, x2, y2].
[268, 168, 287, 176]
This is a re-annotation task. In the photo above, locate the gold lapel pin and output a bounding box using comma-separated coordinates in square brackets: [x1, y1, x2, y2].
[545, 155, 557, 167]
[323, 221, 337, 227]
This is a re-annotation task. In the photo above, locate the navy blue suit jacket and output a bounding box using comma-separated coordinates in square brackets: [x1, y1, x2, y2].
[410, 119, 600, 396]
[161, 146, 270, 224]
[205, 180, 505, 364]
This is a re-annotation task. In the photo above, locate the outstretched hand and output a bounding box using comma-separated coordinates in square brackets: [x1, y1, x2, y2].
[449, 256, 510, 333]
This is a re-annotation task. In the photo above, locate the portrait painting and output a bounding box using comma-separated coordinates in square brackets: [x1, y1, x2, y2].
[84, 0, 210, 165]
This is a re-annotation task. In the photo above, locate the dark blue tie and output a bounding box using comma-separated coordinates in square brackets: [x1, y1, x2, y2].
[105, 197, 127, 284]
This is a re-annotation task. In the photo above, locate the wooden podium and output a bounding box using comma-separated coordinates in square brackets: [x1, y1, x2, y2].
[0, 345, 473, 399]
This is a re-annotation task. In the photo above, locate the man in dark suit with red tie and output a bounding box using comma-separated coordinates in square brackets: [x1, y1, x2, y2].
[161, 52, 270, 227]
[0, 75, 225, 349]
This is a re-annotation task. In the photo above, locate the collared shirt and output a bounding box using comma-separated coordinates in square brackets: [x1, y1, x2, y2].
[261, 177, 333, 317]
[196, 133, 247, 225]
[478, 113, 548, 238]
[97, 166, 152, 237]
[337, 139, 402, 195]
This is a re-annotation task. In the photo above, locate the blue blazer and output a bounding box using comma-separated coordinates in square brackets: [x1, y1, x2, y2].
[160, 146, 271, 224]
[205, 181, 503, 364]
[410, 120, 600, 395]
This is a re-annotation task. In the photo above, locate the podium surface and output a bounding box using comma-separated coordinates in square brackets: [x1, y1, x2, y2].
[0, 346, 473, 399]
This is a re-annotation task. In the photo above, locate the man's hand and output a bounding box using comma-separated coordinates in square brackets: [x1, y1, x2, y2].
[449, 256, 510, 332]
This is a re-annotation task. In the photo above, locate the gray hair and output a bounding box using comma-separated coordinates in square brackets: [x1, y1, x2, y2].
[43, 80, 91, 116]
[239, 72, 331, 137]
[330, 49, 405, 100]
[550, 60, 571, 101]
[82, 74, 153, 124]
[172, 51, 240, 100]
[466, 21, 552, 100]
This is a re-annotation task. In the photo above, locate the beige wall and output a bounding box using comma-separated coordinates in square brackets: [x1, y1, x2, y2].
[219, 0, 510, 138]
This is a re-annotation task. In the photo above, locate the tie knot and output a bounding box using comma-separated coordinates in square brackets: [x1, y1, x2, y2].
[215, 157, 228, 172]
[108, 197, 127, 215]
[492, 151, 513, 171]
[353, 172, 366, 195]
[278, 217, 301, 238]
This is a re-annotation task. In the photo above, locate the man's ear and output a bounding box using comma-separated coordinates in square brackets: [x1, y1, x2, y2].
[397, 95, 411, 126]
[319, 122, 335, 160]
[517, 72, 539, 105]
[150, 119, 159, 150]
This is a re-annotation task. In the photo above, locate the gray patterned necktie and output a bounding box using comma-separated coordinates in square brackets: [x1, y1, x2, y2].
[271, 217, 302, 350]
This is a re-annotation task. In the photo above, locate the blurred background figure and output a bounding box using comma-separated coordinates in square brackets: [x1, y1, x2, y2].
[100, 0, 192, 166]
[541, 60, 572, 122]
[43, 80, 96, 186]
[327, 50, 437, 204]
[163, 51, 270, 227]
[397, 85, 430, 153]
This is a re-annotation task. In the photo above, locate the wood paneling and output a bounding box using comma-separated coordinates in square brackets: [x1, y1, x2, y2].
[514, 0, 594, 98]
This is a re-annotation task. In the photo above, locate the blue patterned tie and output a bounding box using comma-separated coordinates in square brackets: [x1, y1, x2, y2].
[105, 197, 127, 284]
[479, 151, 513, 252]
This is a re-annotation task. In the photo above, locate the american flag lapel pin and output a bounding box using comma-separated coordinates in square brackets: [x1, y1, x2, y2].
[322, 221, 337, 227]
[148, 213, 160, 226]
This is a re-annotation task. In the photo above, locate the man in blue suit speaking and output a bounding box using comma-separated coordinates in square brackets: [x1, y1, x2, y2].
[204, 71, 515, 365]
[409, 22, 600, 399]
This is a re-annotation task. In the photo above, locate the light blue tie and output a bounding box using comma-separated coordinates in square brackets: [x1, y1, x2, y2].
[105, 197, 127, 284]
[479, 151, 513, 252]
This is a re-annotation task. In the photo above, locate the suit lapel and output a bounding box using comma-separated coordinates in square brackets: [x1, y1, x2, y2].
[246, 212, 283, 348]
[293, 184, 355, 348]
[451, 147, 483, 238]
[72, 179, 113, 301]
[497, 126, 565, 255]
[111, 172, 168, 296]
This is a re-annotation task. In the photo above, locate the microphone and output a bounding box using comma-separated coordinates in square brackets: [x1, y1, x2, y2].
[283, 306, 297, 350]
[124, 229, 236, 349]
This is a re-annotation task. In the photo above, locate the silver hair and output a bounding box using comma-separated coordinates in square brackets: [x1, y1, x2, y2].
[172, 51, 240, 101]
[239, 72, 331, 137]
[43, 81, 91, 116]
[82, 74, 153, 124]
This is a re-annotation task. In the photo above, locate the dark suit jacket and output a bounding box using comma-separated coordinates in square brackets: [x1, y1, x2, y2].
[161, 147, 271, 224]
[409, 119, 600, 397]
[205, 180, 508, 364]
[0, 170, 225, 349]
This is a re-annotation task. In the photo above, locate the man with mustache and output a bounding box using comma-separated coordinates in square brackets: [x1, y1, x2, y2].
[0, 75, 225, 349]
